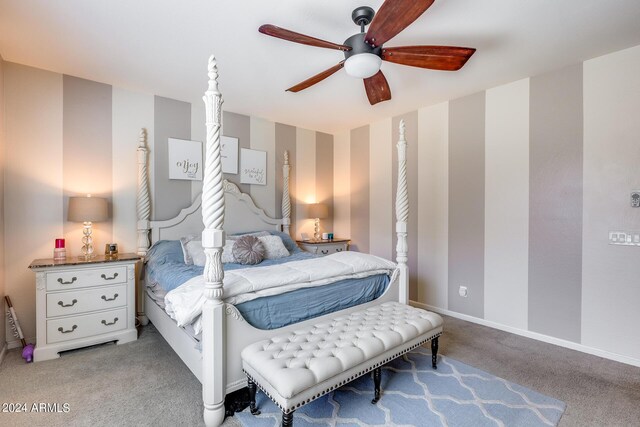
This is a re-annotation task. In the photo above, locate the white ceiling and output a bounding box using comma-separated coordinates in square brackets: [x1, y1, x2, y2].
[1, 0, 640, 133]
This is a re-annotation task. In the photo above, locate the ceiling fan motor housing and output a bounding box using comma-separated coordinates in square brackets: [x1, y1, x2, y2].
[343, 33, 382, 59]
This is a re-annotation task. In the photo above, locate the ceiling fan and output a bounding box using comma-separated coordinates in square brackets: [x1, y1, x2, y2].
[259, 0, 476, 105]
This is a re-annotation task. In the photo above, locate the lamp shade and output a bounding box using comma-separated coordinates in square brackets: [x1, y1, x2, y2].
[68, 196, 108, 223]
[305, 203, 328, 219]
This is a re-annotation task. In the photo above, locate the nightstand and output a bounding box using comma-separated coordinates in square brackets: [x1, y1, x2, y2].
[29, 254, 140, 362]
[296, 238, 350, 256]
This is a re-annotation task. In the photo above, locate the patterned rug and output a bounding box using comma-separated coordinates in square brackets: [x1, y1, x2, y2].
[235, 349, 566, 427]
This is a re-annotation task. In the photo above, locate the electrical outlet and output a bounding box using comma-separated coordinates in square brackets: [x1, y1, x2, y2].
[631, 191, 640, 208]
[458, 286, 468, 297]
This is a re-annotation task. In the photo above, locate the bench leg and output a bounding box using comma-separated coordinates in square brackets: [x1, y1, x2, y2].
[282, 410, 294, 427]
[247, 378, 260, 415]
[431, 337, 439, 369]
[371, 367, 382, 404]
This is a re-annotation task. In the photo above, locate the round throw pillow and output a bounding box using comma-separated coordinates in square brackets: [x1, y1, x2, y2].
[232, 235, 265, 265]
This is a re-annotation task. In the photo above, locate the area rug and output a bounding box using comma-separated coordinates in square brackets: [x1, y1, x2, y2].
[235, 349, 566, 426]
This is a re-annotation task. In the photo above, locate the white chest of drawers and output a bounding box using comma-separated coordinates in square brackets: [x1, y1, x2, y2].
[29, 254, 140, 362]
[296, 238, 350, 256]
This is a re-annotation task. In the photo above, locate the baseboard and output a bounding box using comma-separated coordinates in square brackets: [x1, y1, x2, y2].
[410, 300, 640, 368]
[0, 342, 6, 366]
[7, 336, 36, 350]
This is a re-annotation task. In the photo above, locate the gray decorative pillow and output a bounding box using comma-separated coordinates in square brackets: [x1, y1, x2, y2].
[232, 235, 265, 265]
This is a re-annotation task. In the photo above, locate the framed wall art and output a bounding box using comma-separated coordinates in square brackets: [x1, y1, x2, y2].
[240, 148, 266, 186]
[168, 138, 203, 181]
[221, 136, 239, 174]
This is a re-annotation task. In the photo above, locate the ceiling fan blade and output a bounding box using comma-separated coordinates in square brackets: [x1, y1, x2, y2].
[382, 46, 476, 71]
[364, 0, 435, 47]
[363, 71, 392, 105]
[259, 24, 351, 52]
[286, 61, 345, 93]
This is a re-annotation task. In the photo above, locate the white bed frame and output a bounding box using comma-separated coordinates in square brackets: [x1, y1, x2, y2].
[136, 56, 410, 427]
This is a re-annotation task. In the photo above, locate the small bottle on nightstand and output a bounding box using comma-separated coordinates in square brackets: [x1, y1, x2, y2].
[53, 238, 66, 261]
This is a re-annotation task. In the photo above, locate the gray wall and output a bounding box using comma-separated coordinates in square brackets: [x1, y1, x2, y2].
[528, 64, 584, 342]
[448, 92, 486, 318]
[581, 45, 640, 357]
[350, 125, 370, 252]
[153, 95, 191, 220]
[223, 111, 251, 194]
[316, 132, 334, 233]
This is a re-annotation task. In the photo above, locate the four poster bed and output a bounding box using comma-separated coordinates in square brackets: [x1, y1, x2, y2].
[136, 56, 413, 426]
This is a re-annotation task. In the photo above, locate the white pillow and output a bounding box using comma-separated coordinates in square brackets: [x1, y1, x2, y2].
[221, 240, 236, 264]
[180, 235, 199, 265]
[258, 235, 290, 260]
[185, 240, 206, 266]
[184, 240, 237, 266]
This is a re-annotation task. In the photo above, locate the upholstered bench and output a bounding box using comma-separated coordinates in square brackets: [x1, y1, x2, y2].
[241, 302, 443, 426]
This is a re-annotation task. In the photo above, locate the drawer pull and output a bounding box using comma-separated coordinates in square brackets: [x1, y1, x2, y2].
[336, 248, 343, 252]
[58, 325, 78, 334]
[101, 293, 119, 302]
[57, 277, 77, 285]
[321, 249, 329, 255]
[57, 299, 78, 308]
[101, 273, 119, 281]
[101, 317, 119, 326]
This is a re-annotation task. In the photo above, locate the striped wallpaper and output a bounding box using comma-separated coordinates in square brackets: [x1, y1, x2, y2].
[2, 45, 639, 366]
[334, 45, 640, 364]
[2, 63, 333, 344]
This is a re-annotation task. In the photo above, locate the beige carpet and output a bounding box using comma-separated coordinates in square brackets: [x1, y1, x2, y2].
[1, 317, 639, 427]
[0, 326, 220, 427]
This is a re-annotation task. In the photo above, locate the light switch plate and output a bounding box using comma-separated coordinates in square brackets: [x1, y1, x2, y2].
[609, 231, 640, 246]
[632, 191, 640, 208]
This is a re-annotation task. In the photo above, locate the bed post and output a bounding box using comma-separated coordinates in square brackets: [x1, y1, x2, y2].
[395, 120, 409, 304]
[136, 128, 151, 325]
[282, 150, 291, 236]
[201, 55, 226, 427]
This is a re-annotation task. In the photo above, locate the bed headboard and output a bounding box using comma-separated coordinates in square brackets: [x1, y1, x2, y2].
[147, 180, 283, 243]
[136, 130, 291, 252]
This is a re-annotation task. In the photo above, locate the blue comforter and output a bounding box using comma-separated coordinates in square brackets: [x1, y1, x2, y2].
[146, 231, 389, 330]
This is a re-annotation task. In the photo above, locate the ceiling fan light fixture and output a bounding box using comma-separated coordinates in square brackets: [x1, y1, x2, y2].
[344, 53, 382, 78]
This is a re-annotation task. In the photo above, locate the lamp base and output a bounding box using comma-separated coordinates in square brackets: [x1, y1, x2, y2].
[81, 222, 95, 260]
[314, 218, 321, 240]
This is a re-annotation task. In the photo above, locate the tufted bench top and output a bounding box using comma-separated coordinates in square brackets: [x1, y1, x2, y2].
[241, 301, 443, 409]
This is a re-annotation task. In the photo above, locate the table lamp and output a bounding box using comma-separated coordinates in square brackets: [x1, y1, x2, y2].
[68, 195, 108, 259]
[305, 203, 328, 240]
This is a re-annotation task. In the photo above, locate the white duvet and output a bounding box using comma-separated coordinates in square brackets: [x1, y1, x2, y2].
[164, 251, 397, 334]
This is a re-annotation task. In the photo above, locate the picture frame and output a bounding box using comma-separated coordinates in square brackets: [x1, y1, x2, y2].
[240, 148, 267, 186]
[168, 138, 203, 181]
[221, 136, 239, 174]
